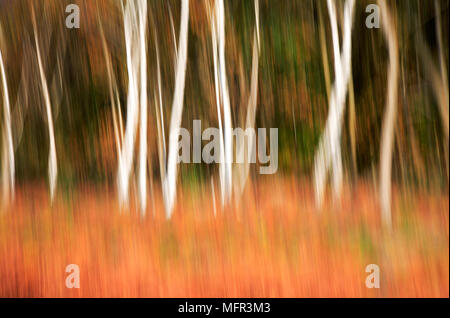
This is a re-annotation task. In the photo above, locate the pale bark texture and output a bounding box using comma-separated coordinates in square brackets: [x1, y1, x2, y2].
[234, 0, 260, 200]
[313, 0, 355, 208]
[32, 11, 58, 203]
[378, 0, 399, 229]
[163, 0, 190, 218]
[117, 0, 148, 214]
[0, 45, 14, 205]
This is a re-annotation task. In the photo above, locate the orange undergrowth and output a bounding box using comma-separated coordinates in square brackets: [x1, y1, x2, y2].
[0, 177, 448, 297]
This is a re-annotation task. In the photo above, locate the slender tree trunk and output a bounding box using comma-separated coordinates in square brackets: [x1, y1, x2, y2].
[137, 0, 148, 215]
[210, 4, 227, 206]
[118, 0, 140, 207]
[0, 47, 14, 205]
[32, 10, 58, 203]
[378, 0, 399, 229]
[154, 31, 167, 195]
[209, 0, 235, 206]
[163, 0, 190, 217]
[216, 0, 233, 204]
[313, 0, 355, 208]
[348, 70, 357, 177]
[234, 0, 260, 199]
[117, 0, 148, 212]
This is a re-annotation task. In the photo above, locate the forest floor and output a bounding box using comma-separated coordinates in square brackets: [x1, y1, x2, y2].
[0, 177, 448, 297]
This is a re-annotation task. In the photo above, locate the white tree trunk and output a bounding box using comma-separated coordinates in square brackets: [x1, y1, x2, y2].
[137, 0, 148, 215]
[216, 0, 233, 204]
[118, 0, 139, 207]
[234, 0, 260, 199]
[378, 0, 399, 229]
[210, 0, 234, 206]
[154, 32, 167, 192]
[117, 0, 148, 211]
[0, 47, 14, 204]
[33, 16, 58, 203]
[163, 0, 190, 217]
[313, 0, 355, 208]
[210, 2, 226, 206]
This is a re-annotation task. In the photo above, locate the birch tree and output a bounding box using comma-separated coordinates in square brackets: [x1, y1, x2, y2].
[313, 0, 355, 208]
[158, 0, 190, 218]
[0, 28, 14, 205]
[137, 0, 148, 214]
[210, 3, 226, 206]
[209, 0, 234, 206]
[378, 0, 399, 228]
[2, 4, 67, 206]
[117, 0, 148, 215]
[233, 0, 260, 200]
[32, 9, 58, 202]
